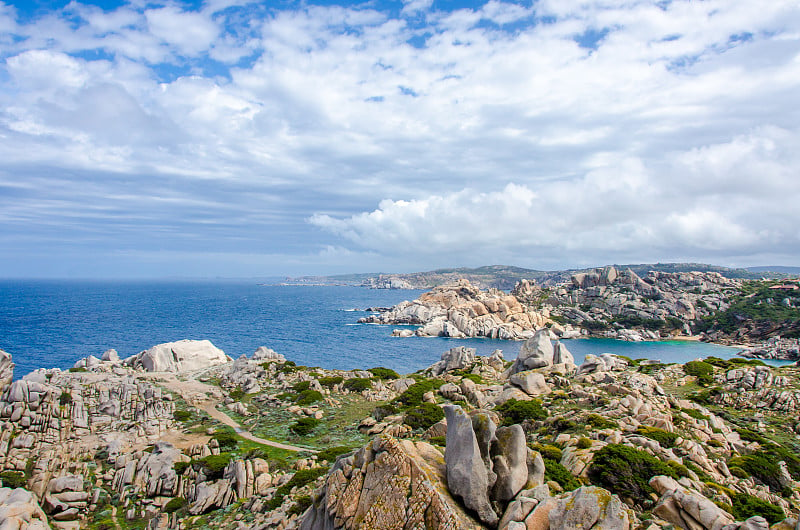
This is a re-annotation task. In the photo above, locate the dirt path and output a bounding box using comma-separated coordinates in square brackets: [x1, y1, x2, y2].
[144, 373, 317, 454]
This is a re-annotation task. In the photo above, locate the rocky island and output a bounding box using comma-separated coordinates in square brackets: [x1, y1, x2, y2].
[1, 327, 800, 529]
[360, 267, 800, 353]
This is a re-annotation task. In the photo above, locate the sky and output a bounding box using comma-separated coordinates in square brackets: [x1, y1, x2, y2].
[0, 0, 799, 278]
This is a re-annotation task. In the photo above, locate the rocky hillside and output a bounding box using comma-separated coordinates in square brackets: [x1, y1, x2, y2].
[2, 334, 800, 529]
[358, 267, 749, 342]
[283, 262, 778, 290]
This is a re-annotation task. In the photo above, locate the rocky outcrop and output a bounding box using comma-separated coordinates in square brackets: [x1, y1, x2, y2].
[252, 346, 286, 362]
[576, 353, 629, 376]
[445, 405, 498, 526]
[301, 435, 482, 529]
[360, 279, 549, 340]
[549, 486, 633, 529]
[507, 329, 575, 375]
[0, 350, 13, 393]
[125, 340, 231, 372]
[0, 487, 51, 529]
[650, 475, 734, 530]
[548, 267, 740, 337]
[429, 347, 476, 376]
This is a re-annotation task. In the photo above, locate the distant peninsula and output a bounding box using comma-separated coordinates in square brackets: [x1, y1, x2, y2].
[281, 263, 798, 290]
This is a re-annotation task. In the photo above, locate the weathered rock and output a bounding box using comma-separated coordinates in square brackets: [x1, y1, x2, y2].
[429, 347, 476, 376]
[301, 436, 483, 529]
[0, 349, 13, 392]
[101, 349, 120, 362]
[548, 486, 632, 530]
[577, 353, 629, 375]
[490, 425, 528, 502]
[510, 329, 554, 373]
[252, 346, 285, 362]
[444, 405, 498, 526]
[650, 475, 734, 530]
[126, 340, 230, 372]
[509, 371, 550, 396]
[721, 517, 770, 530]
[0, 487, 51, 530]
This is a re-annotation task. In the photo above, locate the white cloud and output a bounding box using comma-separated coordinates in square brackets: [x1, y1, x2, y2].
[1, 0, 799, 275]
[144, 7, 220, 56]
[310, 127, 800, 263]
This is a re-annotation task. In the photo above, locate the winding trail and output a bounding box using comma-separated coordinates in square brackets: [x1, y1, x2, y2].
[144, 373, 318, 454]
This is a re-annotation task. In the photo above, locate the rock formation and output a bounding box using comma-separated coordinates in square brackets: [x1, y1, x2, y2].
[301, 435, 482, 529]
[361, 279, 549, 339]
[0, 349, 13, 393]
[0, 487, 51, 529]
[124, 339, 231, 372]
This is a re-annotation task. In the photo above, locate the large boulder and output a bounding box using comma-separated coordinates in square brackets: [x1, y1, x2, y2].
[549, 485, 633, 530]
[650, 475, 734, 530]
[252, 346, 285, 362]
[444, 405, 498, 526]
[0, 487, 51, 530]
[0, 349, 13, 392]
[126, 340, 230, 372]
[510, 329, 554, 373]
[301, 436, 483, 529]
[490, 425, 528, 502]
[429, 347, 476, 376]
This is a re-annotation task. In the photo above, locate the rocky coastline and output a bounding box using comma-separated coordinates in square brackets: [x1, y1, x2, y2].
[1, 330, 800, 529]
[358, 268, 800, 357]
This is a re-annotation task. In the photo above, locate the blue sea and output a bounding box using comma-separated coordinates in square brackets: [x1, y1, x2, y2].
[0, 280, 744, 378]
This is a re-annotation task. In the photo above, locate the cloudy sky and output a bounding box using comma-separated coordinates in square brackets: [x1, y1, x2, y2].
[0, 0, 798, 278]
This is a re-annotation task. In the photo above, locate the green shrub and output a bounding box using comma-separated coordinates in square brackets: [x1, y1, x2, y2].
[588, 444, 678, 505]
[576, 437, 593, 450]
[212, 431, 238, 451]
[229, 387, 245, 401]
[173, 461, 190, 475]
[342, 378, 373, 393]
[293, 381, 311, 392]
[295, 389, 324, 406]
[729, 466, 748, 479]
[550, 417, 578, 433]
[173, 410, 191, 422]
[0, 471, 26, 488]
[635, 426, 679, 448]
[544, 459, 581, 491]
[318, 376, 343, 388]
[316, 446, 354, 463]
[68, 367, 87, 373]
[288, 494, 312, 516]
[403, 403, 445, 431]
[495, 398, 547, 426]
[729, 492, 784, 525]
[707, 439, 724, 448]
[59, 391, 72, 406]
[684, 360, 714, 386]
[460, 373, 485, 384]
[586, 414, 617, 430]
[429, 436, 446, 446]
[290, 417, 321, 436]
[736, 428, 769, 445]
[638, 363, 671, 375]
[198, 454, 232, 480]
[532, 444, 562, 462]
[395, 379, 444, 408]
[163, 497, 187, 514]
[666, 460, 691, 478]
[678, 407, 709, 421]
[267, 467, 329, 510]
[729, 445, 800, 492]
[372, 402, 399, 420]
[368, 367, 400, 380]
[277, 361, 299, 374]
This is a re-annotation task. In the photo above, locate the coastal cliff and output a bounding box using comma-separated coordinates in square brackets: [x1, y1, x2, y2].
[1, 335, 800, 529]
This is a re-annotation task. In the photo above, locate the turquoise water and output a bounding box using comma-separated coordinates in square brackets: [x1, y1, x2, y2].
[0, 281, 743, 377]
